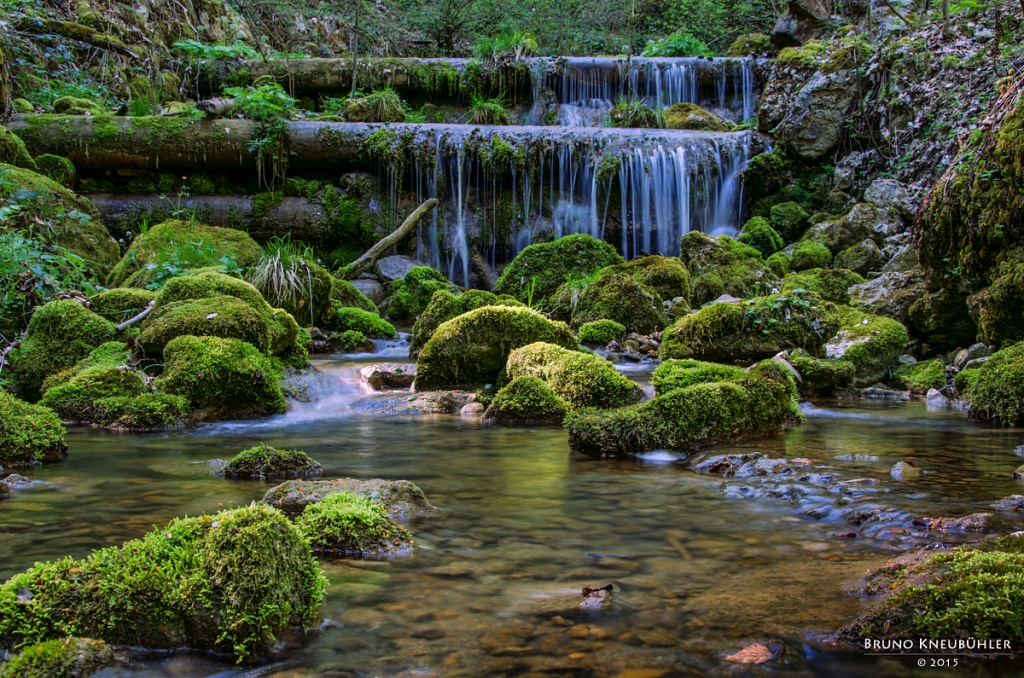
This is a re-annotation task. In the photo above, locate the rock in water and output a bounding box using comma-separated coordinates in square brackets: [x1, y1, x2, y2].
[361, 363, 416, 390]
[262, 478, 432, 516]
[890, 461, 922, 479]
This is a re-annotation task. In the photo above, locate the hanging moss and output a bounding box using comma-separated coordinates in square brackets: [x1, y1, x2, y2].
[505, 342, 641, 409]
[483, 375, 568, 425]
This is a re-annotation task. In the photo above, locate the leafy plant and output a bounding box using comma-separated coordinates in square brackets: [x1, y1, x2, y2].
[473, 31, 539, 64]
[343, 87, 407, 123]
[642, 31, 710, 57]
[173, 40, 260, 60]
[609, 96, 663, 129]
[142, 240, 241, 291]
[223, 82, 297, 189]
[246, 236, 319, 325]
[467, 93, 510, 125]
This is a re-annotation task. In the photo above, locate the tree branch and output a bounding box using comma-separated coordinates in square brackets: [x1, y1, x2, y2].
[16, 19, 139, 59]
[115, 300, 155, 332]
[341, 197, 438, 279]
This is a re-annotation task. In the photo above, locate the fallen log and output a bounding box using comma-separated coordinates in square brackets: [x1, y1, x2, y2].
[16, 19, 139, 59]
[342, 197, 438, 279]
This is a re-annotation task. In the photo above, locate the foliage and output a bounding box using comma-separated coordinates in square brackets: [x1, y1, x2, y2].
[609, 96, 663, 129]
[173, 39, 260, 59]
[642, 31, 710, 57]
[472, 31, 538, 64]
[223, 83, 297, 189]
[343, 87, 408, 123]
[467, 93, 510, 125]
[246, 236, 323, 326]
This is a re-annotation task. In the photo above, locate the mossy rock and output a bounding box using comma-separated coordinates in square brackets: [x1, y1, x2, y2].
[410, 289, 523, 353]
[564, 360, 799, 457]
[907, 289, 977, 352]
[968, 343, 1024, 426]
[89, 288, 156, 323]
[154, 336, 286, 420]
[0, 503, 325, 662]
[40, 361, 146, 425]
[415, 306, 577, 390]
[94, 393, 191, 430]
[599, 255, 692, 304]
[0, 390, 66, 466]
[825, 308, 910, 386]
[781, 268, 864, 305]
[661, 291, 839, 362]
[140, 295, 274, 355]
[834, 239, 884, 276]
[608, 100, 662, 128]
[107, 219, 261, 288]
[663, 103, 728, 131]
[738, 217, 783, 257]
[328, 277, 378, 316]
[40, 341, 131, 392]
[965, 257, 1024, 347]
[33, 154, 76, 188]
[495, 234, 623, 306]
[651, 359, 746, 395]
[0, 637, 115, 678]
[789, 354, 855, 398]
[156, 270, 268, 310]
[954, 367, 980, 398]
[483, 375, 568, 425]
[295, 491, 413, 556]
[9, 300, 116, 401]
[505, 342, 642, 409]
[570, 273, 668, 335]
[838, 535, 1024, 644]
[333, 329, 371, 352]
[381, 266, 455, 322]
[0, 127, 37, 170]
[11, 98, 33, 114]
[790, 240, 832, 271]
[742, 151, 791, 203]
[220, 443, 323, 479]
[680, 232, 774, 306]
[727, 32, 772, 57]
[52, 96, 105, 115]
[0, 164, 119, 275]
[261, 478, 432, 517]
[769, 201, 810, 243]
[324, 304, 396, 338]
[765, 252, 789, 279]
[893, 359, 947, 394]
[578, 319, 626, 346]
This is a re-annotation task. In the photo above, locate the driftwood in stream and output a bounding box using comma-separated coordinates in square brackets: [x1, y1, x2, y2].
[343, 198, 438, 279]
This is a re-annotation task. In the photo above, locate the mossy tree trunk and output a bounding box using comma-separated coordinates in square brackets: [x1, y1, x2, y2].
[0, 43, 10, 118]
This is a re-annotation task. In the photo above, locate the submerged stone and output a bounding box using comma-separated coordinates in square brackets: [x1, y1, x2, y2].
[262, 478, 432, 517]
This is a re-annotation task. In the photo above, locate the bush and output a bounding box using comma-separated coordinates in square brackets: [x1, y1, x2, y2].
[790, 240, 832, 271]
[0, 390, 66, 466]
[643, 31, 710, 56]
[295, 491, 412, 556]
[738, 217, 784, 257]
[326, 305, 396, 338]
[968, 343, 1024, 426]
[220, 443, 323, 479]
[0, 504, 325, 662]
[505, 342, 641, 409]
[578, 319, 626, 345]
[495, 235, 623, 306]
[483, 375, 568, 425]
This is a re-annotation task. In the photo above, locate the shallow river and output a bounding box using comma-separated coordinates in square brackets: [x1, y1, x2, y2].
[4, 354, 1024, 677]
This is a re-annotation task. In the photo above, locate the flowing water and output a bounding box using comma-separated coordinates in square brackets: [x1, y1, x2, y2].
[4, 354, 1024, 677]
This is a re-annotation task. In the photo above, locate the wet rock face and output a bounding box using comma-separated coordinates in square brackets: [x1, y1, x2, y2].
[360, 363, 416, 390]
[350, 278, 385, 305]
[354, 390, 476, 415]
[864, 178, 915, 220]
[261, 478, 432, 517]
[849, 272, 928, 324]
[775, 68, 860, 160]
[772, 0, 830, 48]
[376, 255, 425, 283]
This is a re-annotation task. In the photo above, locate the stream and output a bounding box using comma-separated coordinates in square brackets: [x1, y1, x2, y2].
[3, 352, 1024, 677]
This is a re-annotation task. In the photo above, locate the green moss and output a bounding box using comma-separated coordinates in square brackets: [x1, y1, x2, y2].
[12, 98, 33, 114]
[52, 96, 105, 115]
[0, 390, 66, 465]
[680, 232, 774, 306]
[107, 220, 262, 288]
[89, 288, 155, 323]
[295, 491, 412, 556]
[139, 295, 273, 355]
[156, 270, 265, 309]
[570, 273, 668, 335]
[328, 277, 378, 314]
[495, 234, 623, 306]
[94, 393, 191, 430]
[40, 361, 146, 424]
[908, 289, 978, 352]
[726, 33, 772, 57]
[789, 354, 855, 398]
[742, 151, 791, 203]
[9, 300, 116, 401]
[221, 443, 323, 479]
[251, 191, 283, 219]
[738, 217, 784, 257]
[651, 359, 746, 395]
[781, 268, 864, 305]
[381, 267, 455, 322]
[663, 103, 728, 131]
[0, 637, 115, 678]
[769, 202, 810, 243]
[765, 252, 790, 279]
[410, 289, 522, 353]
[335, 330, 368, 352]
[965, 255, 1024, 347]
[326, 305, 396, 338]
[790, 240, 832, 271]
[154, 336, 286, 419]
[968, 343, 1024, 425]
[954, 367, 980, 397]
[662, 291, 839, 362]
[483, 375, 568, 425]
[416, 305, 577, 390]
[893, 359, 947, 394]
[0, 504, 325, 662]
[578, 319, 626, 346]
[609, 98, 662, 128]
[599, 255, 691, 303]
[564, 360, 799, 457]
[831, 308, 911, 385]
[777, 40, 826, 69]
[505, 342, 641, 409]
[0, 127, 37, 170]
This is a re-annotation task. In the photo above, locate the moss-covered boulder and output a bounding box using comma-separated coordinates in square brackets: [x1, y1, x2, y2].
[578, 319, 626, 346]
[789, 354, 855, 398]
[140, 295, 274, 355]
[381, 266, 455, 322]
[965, 257, 1024, 347]
[738, 217, 784, 257]
[765, 251, 789, 278]
[837, 535, 1024, 645]
[835, 239, 884, 276]
[410, 289, 523, 353]
[295, 491, 413, 556]
[742, 151, 791, 203]
[324, 305, 396, 338]
[89, 288, 156, 323]
[33, 154, 76, 188]
[789, 240, 832, 271]
[495, 235, 623, 306]
[262, 478, 432, 517]
[9, 300, 116, 401]
[416, 306, 576, 390]
[0, 390, 66, 466]
[825, 308, 910, 386]
[803, 203, 897, 255]
[107, 220, 261, 288]
[954, 367, 980, 398]
[598, 255, 692, 305]
[0, 127, 37, 170]
[570, 273, 668, 334]
[907, 289, 978, 353]
[968, 343, 1024, 426]
[220, 443, 323, 479]
[328, 276, 378, 315]
[781, 268, 864, 305]
[680, 232, 775, 306]
[94, 393, 191, 430]
[482, 375, 568, 425]
[0, 164, 118, 275]
[727, 32, 772, 57]
[663, 103, 728, 131]
[505, 342, 642, 409]
[0, 504, 325, 662]
[154, 336, 286, 420]
[651, 359, 746, 395]
[564, 360, 799, 456]
[769, 201, 810, 243]
[0, 637, 115, 678]
[661, 291, 839, 362]
[893, 359, 947, 394]
[39, 343, 146, 424]
[52, 96, 105, 115]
